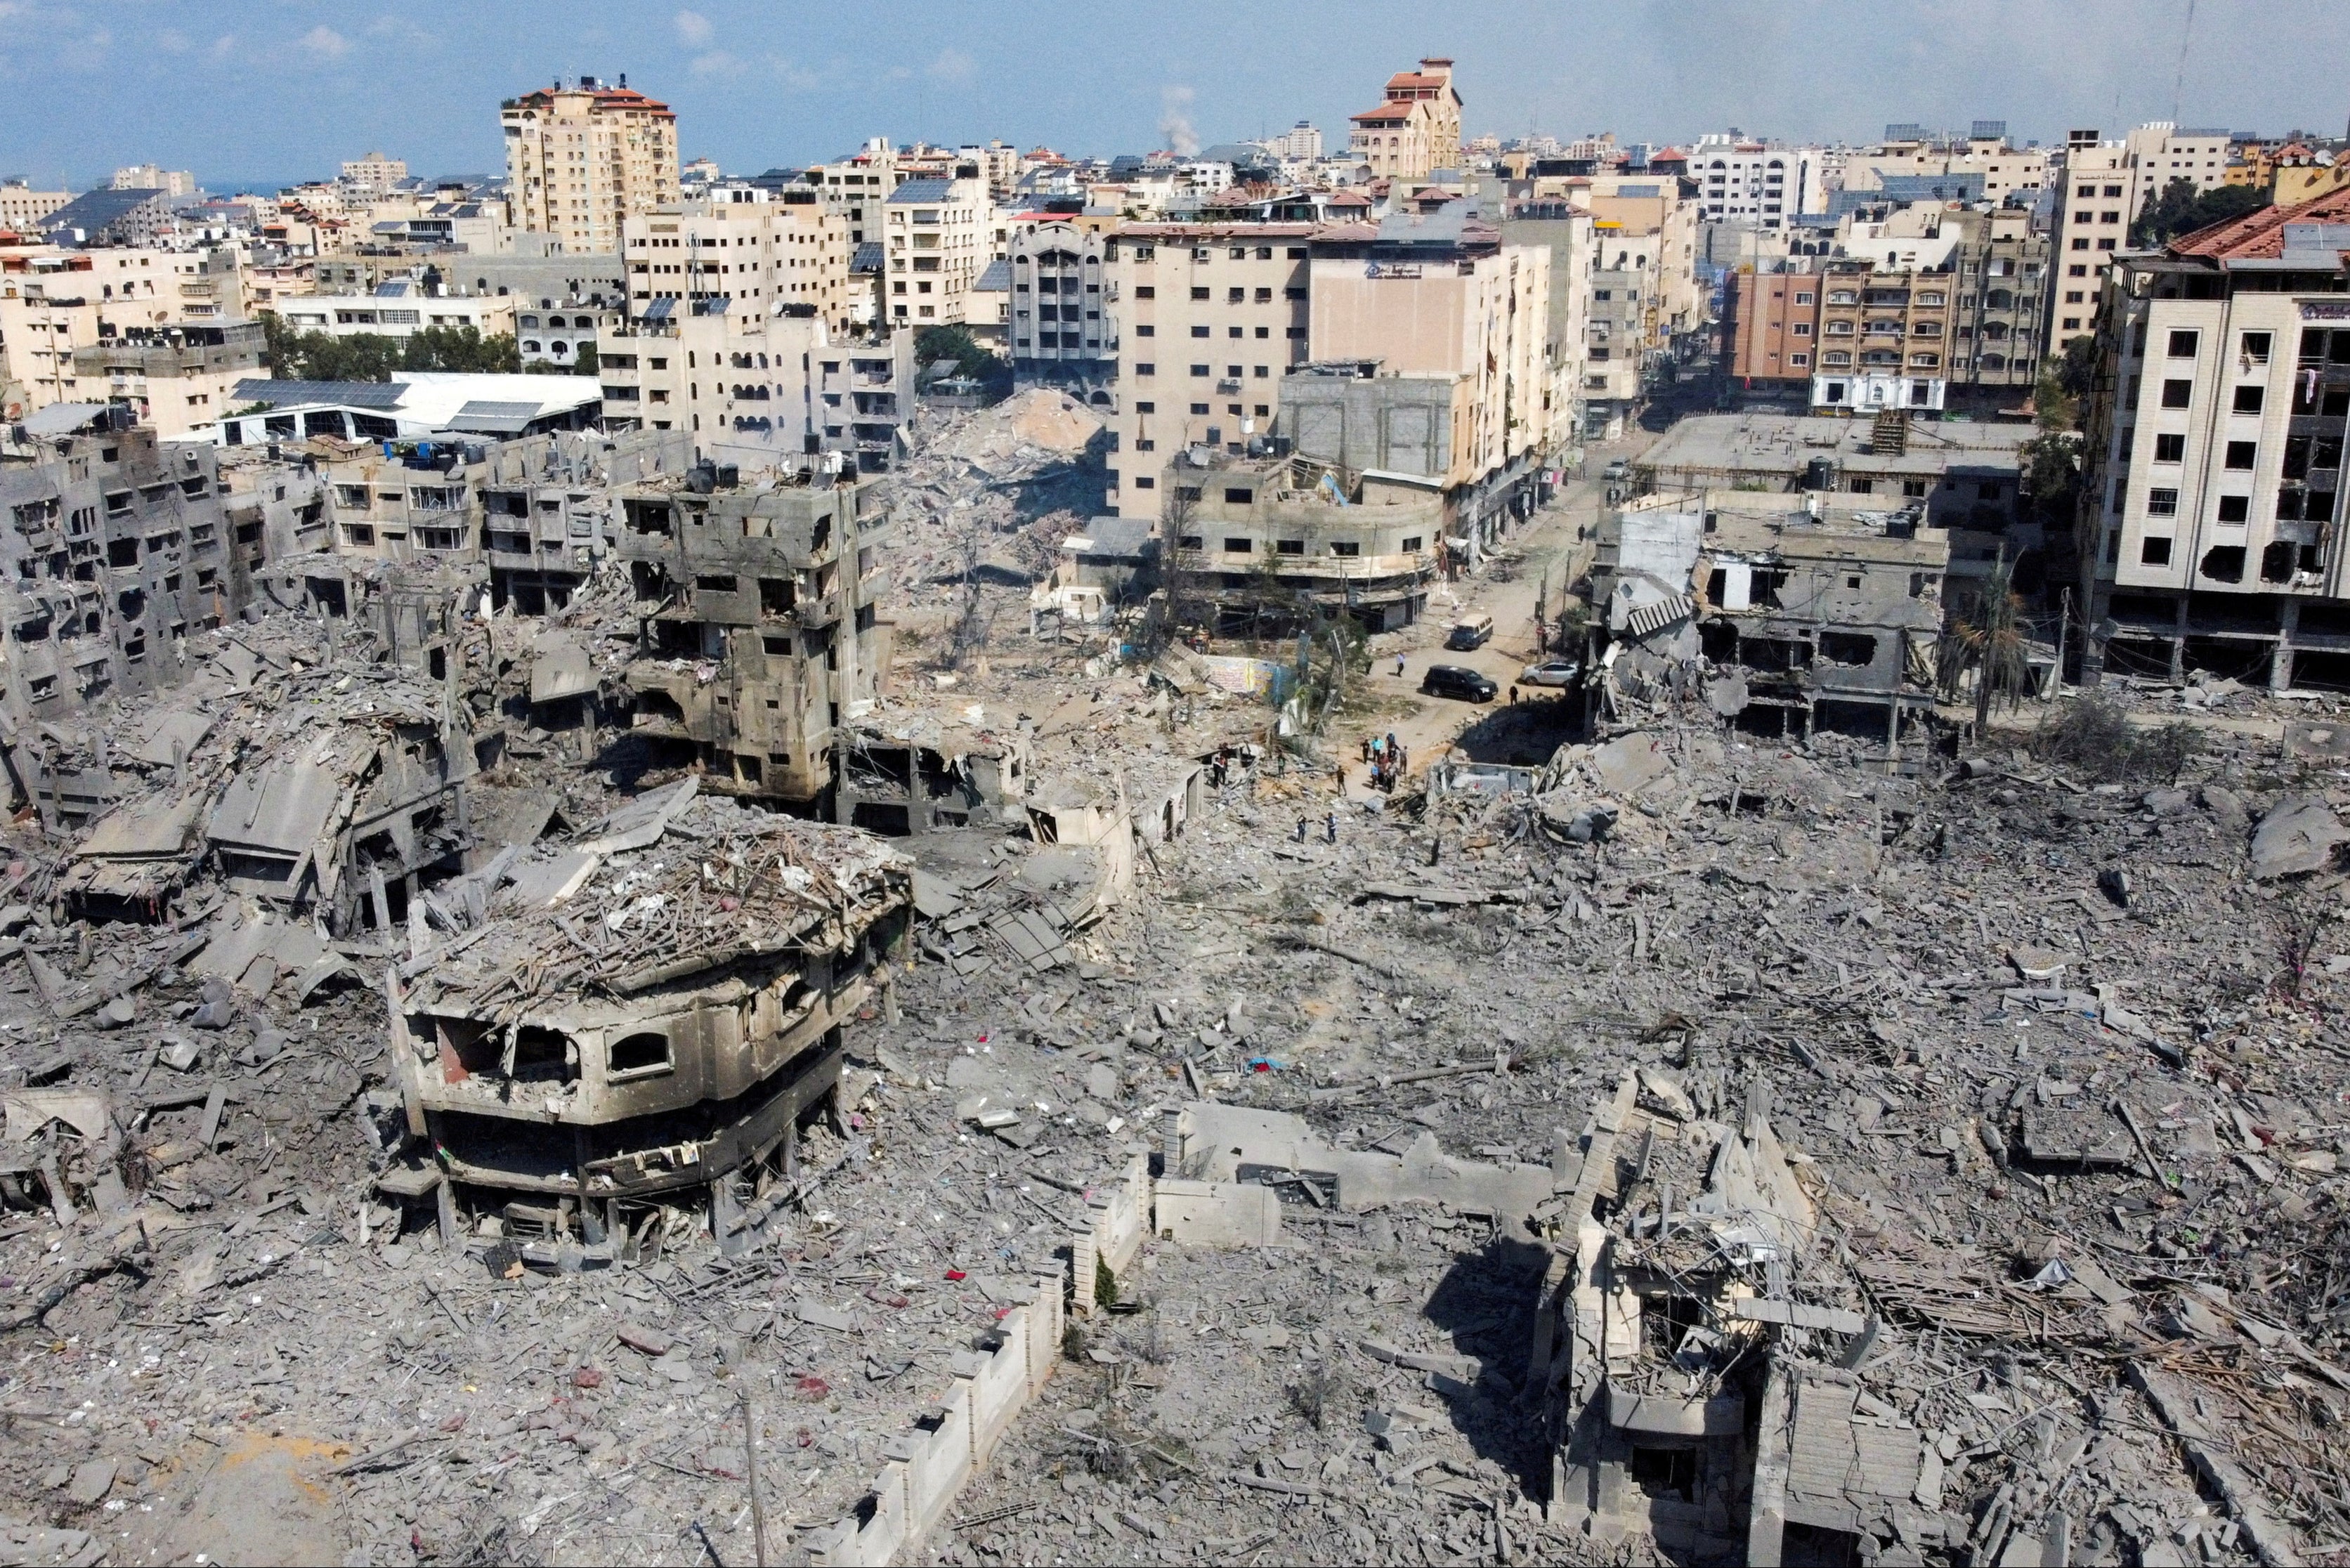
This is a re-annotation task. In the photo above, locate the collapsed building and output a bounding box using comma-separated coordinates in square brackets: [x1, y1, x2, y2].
[617, 466, 891, 812]
[385, 783, 912, 1248]
[1534, 1073, 1959, 1564]
[1589, 489, 1951, 747]
[1167, 451, 1443, 634]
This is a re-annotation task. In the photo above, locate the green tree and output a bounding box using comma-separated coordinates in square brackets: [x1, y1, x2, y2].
[403, 325, 520, 374]
[523, 343, 600, 377]
[915, 323, 998, 381]
[2130, 176, 2270, 247]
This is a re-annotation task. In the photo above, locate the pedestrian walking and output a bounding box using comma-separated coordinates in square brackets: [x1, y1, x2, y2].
[1325, 811, 1338, 844]
[1394, 653, 1406, 678]
[1295, 816, 1307, 843]
[1509, 684, 1520, 705]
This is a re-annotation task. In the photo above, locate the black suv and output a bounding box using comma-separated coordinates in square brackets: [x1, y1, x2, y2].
[1421, 665, 1498, 703]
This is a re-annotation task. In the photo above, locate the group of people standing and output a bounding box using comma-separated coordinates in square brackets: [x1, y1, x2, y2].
[1361, 731, 1409, 794]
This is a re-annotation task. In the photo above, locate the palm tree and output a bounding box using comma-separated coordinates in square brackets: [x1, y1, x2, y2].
[1936, 547, 2033, 732]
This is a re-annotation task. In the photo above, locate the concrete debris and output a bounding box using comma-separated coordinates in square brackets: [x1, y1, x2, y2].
[2248, 793, 2347, 880]
[4, 401, 2347, 1568]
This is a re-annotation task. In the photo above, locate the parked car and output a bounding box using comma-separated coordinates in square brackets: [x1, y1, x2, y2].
[1444, 613, 1495, 651]
[1603, 458, 1630, 482]
[1421, 665, 1498, 703]
[1519, 658, 1582, 687]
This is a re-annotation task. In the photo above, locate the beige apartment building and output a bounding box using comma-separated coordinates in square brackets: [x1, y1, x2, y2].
[270, 285, 516, 344]
[804, 141, 904, 247]
[882, 176, 987, 327]
[1347, 59, 1463, 183]
[341, 151, 408, 194]
[1577, 174, 1702, 434]
[2051, 123, 2236, 348]
[1844, 132, 2051, 205]
[72, 320, 264, 438]
[110, 165, 195, 197]
[2, 246, 251, 417]
[624, 190, 852, 336]
[597, 297, 835, 469]
[0, 282, 98, 414]
[1306, 230, 1551, 488]
[0, 183, 71, 235]
[2079, 187, 2350, 688]
[1498, 202, 1593, 449]
[1104, 225, 1316, 519]
[502, 77, 680, 252]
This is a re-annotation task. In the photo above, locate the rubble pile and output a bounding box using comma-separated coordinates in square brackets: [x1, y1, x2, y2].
[873, 390, 1107, 596]
[10, 393, 2350, 1567]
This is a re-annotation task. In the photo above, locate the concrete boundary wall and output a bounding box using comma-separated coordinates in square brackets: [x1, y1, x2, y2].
[1071, 1146, 1151, 1314]
[807, 1271, 1064, 1567]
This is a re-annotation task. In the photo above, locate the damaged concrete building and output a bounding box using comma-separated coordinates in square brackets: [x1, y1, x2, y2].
[616, 467, 891, 811]
[1591, 489, 1950, 746]
[1534, 1073, 1959, 1564]
[386, 786, 911, 1246]
[1167, 452, 1443, 633]
[1632, 412, 2035, 584]
[206, 677, 485, 936]
[0, 406, 243, 727]
[837, 700, 1033, 837]
[320, 426, 691, 613]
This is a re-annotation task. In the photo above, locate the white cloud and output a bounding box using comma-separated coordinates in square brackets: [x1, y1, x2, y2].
[207, 33, 236, 61]
[689, 49, 743, 79]
[926, 48, 975, 84]
[674, 9, 713, 47]
[299, 25, 349, 60]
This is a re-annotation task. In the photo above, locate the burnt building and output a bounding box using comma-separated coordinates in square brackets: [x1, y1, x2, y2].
[616, 466, 891, 812]
[1533, 1073, 1963, 1564]
[1166, 451, 1443, 634]
[387, 788, 910, 1249]
[1591, 490, 1951, 748]
[0, 405, 240, 727]
[204, 675, 485, 936]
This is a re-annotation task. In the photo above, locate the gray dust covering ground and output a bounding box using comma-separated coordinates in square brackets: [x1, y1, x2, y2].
[6, 398, 2350, 1567]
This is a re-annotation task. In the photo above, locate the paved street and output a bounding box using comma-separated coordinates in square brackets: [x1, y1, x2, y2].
[1329, 426, 1659, 796]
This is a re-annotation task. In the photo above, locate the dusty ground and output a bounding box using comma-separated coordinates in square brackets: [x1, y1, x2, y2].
[9, 398, 2350, 1568]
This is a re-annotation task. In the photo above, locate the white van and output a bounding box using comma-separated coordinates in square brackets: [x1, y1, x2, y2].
[1444, 613, 1495, 651]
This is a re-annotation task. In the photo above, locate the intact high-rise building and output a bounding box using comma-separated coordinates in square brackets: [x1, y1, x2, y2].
[503, 76, 679, 253]
[1347, 59, 1463, 183]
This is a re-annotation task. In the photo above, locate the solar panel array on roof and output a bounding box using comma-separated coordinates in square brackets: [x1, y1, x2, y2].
[887, 178, 955, 204]
[226, 379, 408, 410]
[850, 242, 884, 273]
[445, 401, 544, 435]
[42, 187, 165, 240]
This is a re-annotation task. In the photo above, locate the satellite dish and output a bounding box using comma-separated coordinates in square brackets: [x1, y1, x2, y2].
[2091, 617, 2118, 643]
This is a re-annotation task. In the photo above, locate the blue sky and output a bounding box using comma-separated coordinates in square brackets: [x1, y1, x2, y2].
[1, 0, 2344, 192]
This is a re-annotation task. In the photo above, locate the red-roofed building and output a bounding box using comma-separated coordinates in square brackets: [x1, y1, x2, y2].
[2078, 183, 2350, 686]
[502, 76, 679, 252]
[1348, 58, 1463, 183]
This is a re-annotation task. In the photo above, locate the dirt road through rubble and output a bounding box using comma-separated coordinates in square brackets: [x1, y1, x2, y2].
[1334, 430, 1659, 799]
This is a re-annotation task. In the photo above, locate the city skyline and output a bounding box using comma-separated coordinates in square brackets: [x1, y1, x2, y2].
[1, 0, 2345, 192]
